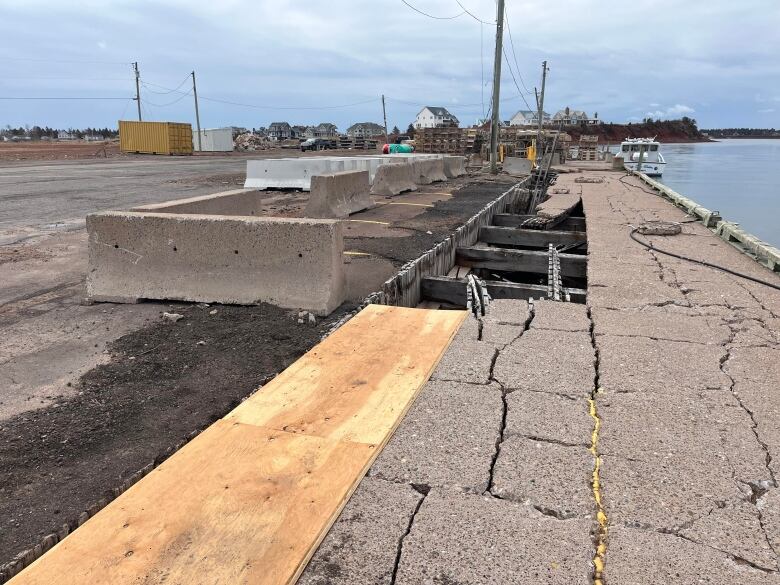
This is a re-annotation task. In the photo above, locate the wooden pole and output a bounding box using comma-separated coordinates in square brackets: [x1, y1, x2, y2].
[489, 0, 505, 174]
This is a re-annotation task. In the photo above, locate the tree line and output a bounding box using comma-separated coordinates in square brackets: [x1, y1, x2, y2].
[702, 128, 780, 138]
[1, 125, 119, 139]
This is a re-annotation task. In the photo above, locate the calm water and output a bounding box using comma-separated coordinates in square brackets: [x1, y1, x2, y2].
[656, 139, 780, 247]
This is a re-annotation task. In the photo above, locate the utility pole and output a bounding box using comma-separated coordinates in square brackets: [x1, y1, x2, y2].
[381, 94, 389, 146]
[192, 71, 202, 152]
[489, 0, 505, 174]
[535, 60, 548, 166]
[133, 62, 141, 121]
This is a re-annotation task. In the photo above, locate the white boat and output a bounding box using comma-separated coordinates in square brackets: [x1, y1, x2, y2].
[619, 137, 666, 176]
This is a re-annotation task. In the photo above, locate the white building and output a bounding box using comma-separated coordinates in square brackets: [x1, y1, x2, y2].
[510, 110, 550, 127]
[414, 106, 459, 129]
[346, 122, 385, 138]
[552, 107, 599, 126]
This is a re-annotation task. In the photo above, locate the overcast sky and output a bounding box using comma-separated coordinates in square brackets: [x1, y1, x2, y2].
[1, 0, 778, 130]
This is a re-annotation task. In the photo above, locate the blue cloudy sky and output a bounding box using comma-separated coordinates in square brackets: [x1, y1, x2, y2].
[1, 0, 778, 130]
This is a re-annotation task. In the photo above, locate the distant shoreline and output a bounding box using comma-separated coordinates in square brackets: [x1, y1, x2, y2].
[704, 136, 780, 140]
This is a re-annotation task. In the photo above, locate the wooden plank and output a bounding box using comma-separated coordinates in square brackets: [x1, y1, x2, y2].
[421, 275, 586, 305]
[227, 305, 465, 445]
[456, 246, 587, 279]
[479, 226, 586, 248]
[11, 305, 465, 585]
[493, 213, 586, 231]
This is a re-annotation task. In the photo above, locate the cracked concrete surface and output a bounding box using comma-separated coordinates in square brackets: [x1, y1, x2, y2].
[394, 489, 593, 584]
[370, 379, 503, 493]
[581, 171, 780, 582]
[302, 169, 779, 583]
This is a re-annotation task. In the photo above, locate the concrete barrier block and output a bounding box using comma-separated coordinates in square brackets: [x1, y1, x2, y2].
[503, 157, 532, 176]
[412, 158, 447, 184]
[86, 211, 345, 315]
[370, 161, 418, 196]
[132, 189, 266, 216]
[244, 158, 348, 190]
[305, 170, 373, 219]
[442, 156, 466, 178]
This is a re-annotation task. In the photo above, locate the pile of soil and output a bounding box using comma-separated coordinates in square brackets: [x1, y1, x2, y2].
[0, 302, 351, 569]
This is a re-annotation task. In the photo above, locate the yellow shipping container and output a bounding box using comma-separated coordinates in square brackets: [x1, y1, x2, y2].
[119, 121, 193, 155]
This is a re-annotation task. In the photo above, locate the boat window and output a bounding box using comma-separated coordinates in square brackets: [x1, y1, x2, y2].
[650, 145, 658, 151]
[622, 145, 629, 152]
[631, 145, 639, 151]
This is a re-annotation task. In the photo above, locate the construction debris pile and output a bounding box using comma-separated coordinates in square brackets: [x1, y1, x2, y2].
[233, 133, 271, 151]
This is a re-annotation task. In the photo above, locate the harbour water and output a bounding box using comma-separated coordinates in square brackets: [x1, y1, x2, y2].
[656, 139, 780, 247]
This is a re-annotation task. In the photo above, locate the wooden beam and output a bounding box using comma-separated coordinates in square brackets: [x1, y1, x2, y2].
[493, 214, 586, 231]
[421, 275, 587, 305]
[10, 305, 465, 585]
[480, 226, 586, 248]
[456, 246, 587, 279]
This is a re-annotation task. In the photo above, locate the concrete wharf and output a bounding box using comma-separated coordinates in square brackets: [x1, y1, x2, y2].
[5, 161, 780, 584]
[300, 167, 780, 584]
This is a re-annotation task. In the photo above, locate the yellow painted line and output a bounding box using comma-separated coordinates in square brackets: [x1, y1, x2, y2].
[345, 219, 390, 226]
[589, 390, 608, 585]
[343, 251, 372, 257]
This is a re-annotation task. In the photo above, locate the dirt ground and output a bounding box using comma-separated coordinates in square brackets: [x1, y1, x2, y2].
[0, 174, 518, 571]
[0, 141, 123, 161]
[0, 140, 380, 163]
[0, 302, 352, 566]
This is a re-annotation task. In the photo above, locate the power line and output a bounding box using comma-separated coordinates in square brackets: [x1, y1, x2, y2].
[0, 96, 130, 100]
[141, 89, 193, 107]
[455, 0, 495, 24]
[480, 21, 485, 118]
[198, 94, 378, 110]
[140, 80, 380, 111]
[502, 4, 533, 94]
[400, 0, 465, 19]
[2, 57, 130, 65]
[385, 92, 527, 110]
[502, 46, 534, 112]
[0, 76, 129, 81]
[140, 74, 191, 95]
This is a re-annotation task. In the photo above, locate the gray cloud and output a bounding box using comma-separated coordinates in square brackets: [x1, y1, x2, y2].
[1, 0, 778, 129]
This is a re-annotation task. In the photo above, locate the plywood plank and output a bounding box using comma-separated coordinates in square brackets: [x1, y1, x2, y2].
[227, 304, 465, 445]
[10, 304, 465, 585]
[12, 421, 373, 585]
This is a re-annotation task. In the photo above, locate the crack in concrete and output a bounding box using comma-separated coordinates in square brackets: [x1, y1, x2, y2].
[720, 313, 780, 568]
[483, 301, 535, 498]
[735, 280, 779, 319]
[521, 435, 588, 448]
[388, 484, 429, 585]
[586, 306, 608, 585]
[652, 525, 779, 574]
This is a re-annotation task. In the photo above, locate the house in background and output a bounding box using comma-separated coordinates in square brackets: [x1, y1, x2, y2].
[267, 122, 292, 140]
[510, 110, 550, 127]
[57, 131, 77, 141]
[291, 125, 309, 139]
[414, 106, 459, 129]
[305, 123, 339, 139]
[346, 122, 385, 138]
[552, 107, 600, 126]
